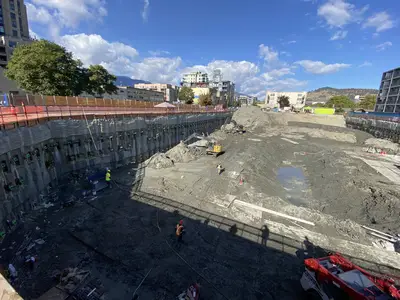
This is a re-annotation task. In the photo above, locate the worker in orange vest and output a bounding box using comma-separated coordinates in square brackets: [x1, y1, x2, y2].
[176, 220, 184, 242]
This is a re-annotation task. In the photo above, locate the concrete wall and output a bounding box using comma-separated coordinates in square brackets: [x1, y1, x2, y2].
[346, 116, 400, 142]
[0, 112, 231, 231]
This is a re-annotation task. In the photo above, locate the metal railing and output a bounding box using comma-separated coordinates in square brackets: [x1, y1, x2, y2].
[0, 94, 227, 130]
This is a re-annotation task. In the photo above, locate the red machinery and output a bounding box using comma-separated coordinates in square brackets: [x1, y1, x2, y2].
[300, 253, 400, 299]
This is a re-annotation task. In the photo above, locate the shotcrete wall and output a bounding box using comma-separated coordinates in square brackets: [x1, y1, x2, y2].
[0, 112, 231, 229]
[346, 116, 400, 143]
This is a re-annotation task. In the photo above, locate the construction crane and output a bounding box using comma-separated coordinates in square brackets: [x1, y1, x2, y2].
[301, 253, 400, 299]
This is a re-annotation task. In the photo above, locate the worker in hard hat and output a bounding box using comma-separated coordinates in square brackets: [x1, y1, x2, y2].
[216, 164, 224, 175]
[105, 169, 111, 188]
[176, 220, 185, 242]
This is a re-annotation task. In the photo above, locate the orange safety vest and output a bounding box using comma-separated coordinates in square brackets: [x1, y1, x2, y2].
[176, 224, 183, 236]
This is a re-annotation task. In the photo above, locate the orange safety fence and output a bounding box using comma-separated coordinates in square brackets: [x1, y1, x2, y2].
[0, 104, 228, 130]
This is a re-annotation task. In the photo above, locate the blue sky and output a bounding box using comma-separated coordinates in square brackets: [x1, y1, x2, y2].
[26, 0, 399, 99]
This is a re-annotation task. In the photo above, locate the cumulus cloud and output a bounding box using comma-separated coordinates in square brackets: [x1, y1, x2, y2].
[26, 0, 107, 37]
[363, 12, 394, 33]
[258, 44, 279, 63]
[317, 0, 368, 28]
[375, 41, 392, 52]
[142, 0, 150, 22]
[295, 60, 350, 74]
[330, 30, 348, 40]
[29, 29, 41, 39]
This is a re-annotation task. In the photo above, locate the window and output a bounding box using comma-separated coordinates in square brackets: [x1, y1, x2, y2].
[9, 0, 15, 11]
[0, 15, 3, 23]
[0, 25, 4, 34]
[12, 20, 17, 28]
[12, 29, 18, 37]
[10, 12, 16, 19]
[8, 41, 17, 48]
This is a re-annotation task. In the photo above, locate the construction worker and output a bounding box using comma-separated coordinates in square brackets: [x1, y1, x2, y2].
[176, 220, 184, 242]
[105, 169, 111, 188]
[217, 164, 224, 175]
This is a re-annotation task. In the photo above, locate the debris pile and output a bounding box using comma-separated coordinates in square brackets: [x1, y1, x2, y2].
[364, 138, 400, 154]
[145, 153, 174, 169]
[220, 120, 245, 134]
[165, 141, 196, 163]
[58, 267, 90, 293]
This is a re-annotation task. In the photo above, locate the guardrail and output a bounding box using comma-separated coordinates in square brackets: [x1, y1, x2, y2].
[0, 105, 227, 130]
[347, 111, 400, 123]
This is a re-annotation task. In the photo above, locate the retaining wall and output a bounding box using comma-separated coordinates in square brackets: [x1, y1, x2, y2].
[346, 116, 400, 142]
[0, 112, 231, 230]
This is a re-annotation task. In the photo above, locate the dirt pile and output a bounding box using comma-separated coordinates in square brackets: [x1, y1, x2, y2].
[364, 138, 400, 153]
[145, 153, 174, 169]
[220, 120, 245, 134]
[232, 106, 269, 131]
[166, 141, 196, 162]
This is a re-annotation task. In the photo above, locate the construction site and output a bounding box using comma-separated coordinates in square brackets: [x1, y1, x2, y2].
[1, 106, 400, 299]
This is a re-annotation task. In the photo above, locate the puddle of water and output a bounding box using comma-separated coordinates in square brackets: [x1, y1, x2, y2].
[277, 167, 309, 206]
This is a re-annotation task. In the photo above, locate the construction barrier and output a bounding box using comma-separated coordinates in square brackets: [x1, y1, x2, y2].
[313, 108, 335, 115]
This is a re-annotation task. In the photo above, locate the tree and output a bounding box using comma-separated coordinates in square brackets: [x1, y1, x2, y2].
[199, 93, 213, 106]
[277, 95, 290, 108]
[86, 65, 117, 96]
[5, 40, 85, 96]
[178, 86, 194, 104]
[358, 94, 377, 110]
[325, 95, 355, 109]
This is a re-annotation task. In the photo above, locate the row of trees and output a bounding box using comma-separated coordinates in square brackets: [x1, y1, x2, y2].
[5, 40, 118, 97]
[178, 86, 213, 106]
[323, 95, 377, 111]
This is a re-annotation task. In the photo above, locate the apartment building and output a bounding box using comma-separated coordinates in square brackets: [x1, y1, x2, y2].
[134, 83, 178, 102]
[83, 86, 164, 102]
[265, 91, 307, 108]
[375, 67, 400, 113]
[0, 0, 31, 67]
[181, 72, 209, 87]
[237, 95, 257, 106]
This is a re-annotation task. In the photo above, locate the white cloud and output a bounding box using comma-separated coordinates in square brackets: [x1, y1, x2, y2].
[330, 30, 348, 40]
[258, 44, 279, 63]
[142, 0, 150, 22]
[375, 41, 392, 52]
[363, 12, 394, 33]
[130, 57, 183, 83]
[317, 0, 368, 28]
[29, 29, 41, 39]
[26, 0, 107, 37]
[267, 68, 294, 77]
[58, 34, 139, 74]
[295, 60, 350, 74]
[148, 50, 170, 56]
[359, 61, 372, 67]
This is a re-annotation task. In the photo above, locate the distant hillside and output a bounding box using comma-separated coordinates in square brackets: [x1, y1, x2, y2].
[115, 76, 151, 86]
[307, 87, 378, 103]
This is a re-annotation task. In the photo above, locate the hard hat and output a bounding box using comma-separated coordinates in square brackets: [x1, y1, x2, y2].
[179, 220, 183, 225]
[107, 169, 111, 173]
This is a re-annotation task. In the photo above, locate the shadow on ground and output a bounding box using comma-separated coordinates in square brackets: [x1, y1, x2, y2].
[0, 163, 399, 300]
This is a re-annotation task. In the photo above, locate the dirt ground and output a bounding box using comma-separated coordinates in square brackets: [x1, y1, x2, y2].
[1, 107, 400, 300]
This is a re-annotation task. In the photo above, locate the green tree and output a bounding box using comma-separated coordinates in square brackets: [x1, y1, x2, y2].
[358, 94, 377, 110]
[5, 40, 84, 96]
[178, 86, 194, 104]
[277, 95, 290, 108]
[86, 65, 117, 96]
[199, 93, 213, 106]
[325, 95, 355, 109]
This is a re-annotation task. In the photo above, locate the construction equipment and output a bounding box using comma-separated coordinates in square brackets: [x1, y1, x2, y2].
[300, 253, 400, 299]
[206, 142, 224, 157]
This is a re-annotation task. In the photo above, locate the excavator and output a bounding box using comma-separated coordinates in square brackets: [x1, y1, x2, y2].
[182, 133, 224, 157]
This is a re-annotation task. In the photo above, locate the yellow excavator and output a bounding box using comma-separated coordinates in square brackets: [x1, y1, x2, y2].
[206, 142, 224, 157]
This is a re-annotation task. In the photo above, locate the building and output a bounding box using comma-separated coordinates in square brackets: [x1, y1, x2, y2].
[265, 91, 307, 108]
[209, 70, 235, 105]
[237, 95, 257, 106]
[82, 86, 164, 102]
[0, 0, 31, 67]
[191, 87, 217, 105]
[375, 67, 400, 113]
[134, 83, 178, 102]
[181, 72, 209, 87]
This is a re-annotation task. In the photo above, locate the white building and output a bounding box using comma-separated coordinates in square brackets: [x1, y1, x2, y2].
[82, 86, 164, 102]
[238, 95, 257, 106]
[134, 83, 178, 102]
[181, 72, 209, 86]
[265, 91, 307, 109]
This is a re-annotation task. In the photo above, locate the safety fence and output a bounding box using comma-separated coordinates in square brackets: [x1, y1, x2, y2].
[0, 95, 227, 130]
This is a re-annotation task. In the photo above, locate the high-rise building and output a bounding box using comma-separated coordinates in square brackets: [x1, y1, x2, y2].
[375, 67, 400, 113]
[0, 0, 31, 67]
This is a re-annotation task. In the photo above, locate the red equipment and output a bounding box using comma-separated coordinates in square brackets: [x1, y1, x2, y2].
[301, 253, 400, 299]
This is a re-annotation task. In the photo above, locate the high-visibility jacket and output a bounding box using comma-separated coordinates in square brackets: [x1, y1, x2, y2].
[176, 224, 183, 236]
[105, 172, 111, 182]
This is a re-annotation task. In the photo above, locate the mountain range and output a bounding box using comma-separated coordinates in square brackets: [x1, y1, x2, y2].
[114, 76, 151, 86]
[306, 87, 378, 103]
